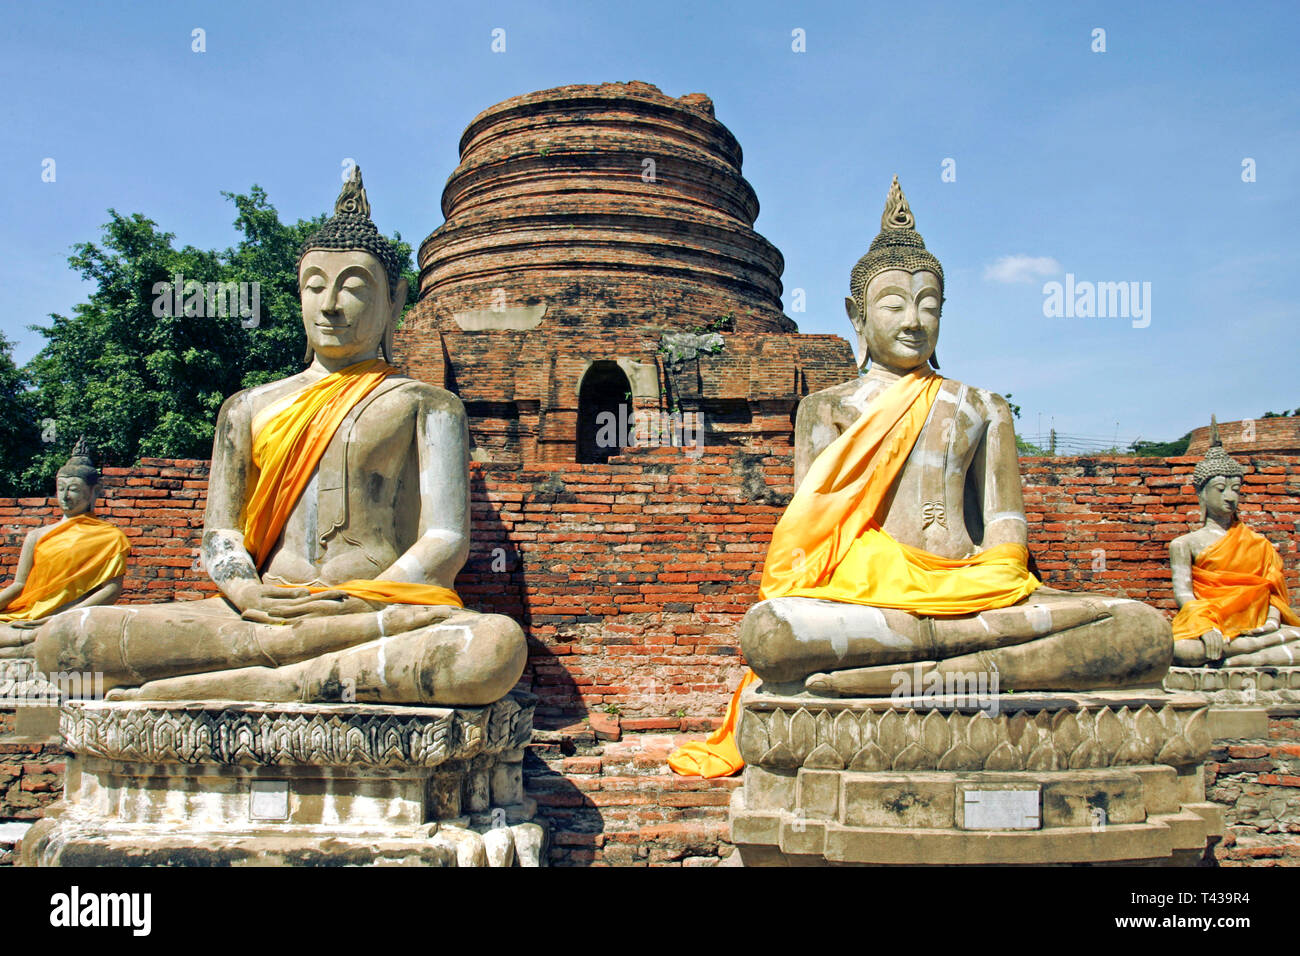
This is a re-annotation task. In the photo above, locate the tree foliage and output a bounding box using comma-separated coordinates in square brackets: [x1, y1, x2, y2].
[0, 332, 38, 495]
[1128, 433, 1191, 457]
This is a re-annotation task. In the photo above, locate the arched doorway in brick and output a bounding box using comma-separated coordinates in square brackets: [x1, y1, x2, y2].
[577, 361, 633, 464]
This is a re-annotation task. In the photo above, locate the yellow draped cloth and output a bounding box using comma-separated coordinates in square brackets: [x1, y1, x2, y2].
[242, 358, 462, 609]
[1171, 522, 1298, 642]
[666, 670, 757, 779]
[670, 369, 1039, 777]
[0, 515, 130, 622]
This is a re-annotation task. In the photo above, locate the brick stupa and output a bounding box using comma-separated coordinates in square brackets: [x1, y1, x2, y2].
[397, 82, 856, 464]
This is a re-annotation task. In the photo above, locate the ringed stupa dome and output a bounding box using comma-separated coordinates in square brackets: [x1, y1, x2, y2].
[416, 81, 796, 334]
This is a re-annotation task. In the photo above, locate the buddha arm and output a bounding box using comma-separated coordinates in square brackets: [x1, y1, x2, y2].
[792, 393, 836, 491]
[374, 390, 471, 587]
[202, 391, 262, 605]
[1168, 538, 1195, 608]
[0, 530, 39, 612]
[41, 575, 124, 618]
[972, 392, 1028, 551]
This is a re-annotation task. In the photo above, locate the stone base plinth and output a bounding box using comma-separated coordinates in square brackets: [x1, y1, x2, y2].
[1165, 666, 1300, 704]
[1164, 667, 1300, 739]
[0, 658, 62, 740]
[22, 694, 545, 867]
[729, 687, 1222, 866]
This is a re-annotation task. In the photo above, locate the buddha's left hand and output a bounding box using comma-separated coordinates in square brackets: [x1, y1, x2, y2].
[242, 590, 379, 623]
[1242, 618, 1280, 637]
[6, 619, 42, 632]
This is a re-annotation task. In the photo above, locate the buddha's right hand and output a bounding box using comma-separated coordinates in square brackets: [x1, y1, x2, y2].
[0, 627, 37, 647]
[1201, 629, 1225, 661]
[226, 581, 312, 617]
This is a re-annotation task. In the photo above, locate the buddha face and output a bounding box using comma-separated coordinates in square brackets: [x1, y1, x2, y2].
[849, 269, 941, 374]
[1199, 475, 1241, 524]
[55, 474, 96, 518]
[298, 249, 403, 363]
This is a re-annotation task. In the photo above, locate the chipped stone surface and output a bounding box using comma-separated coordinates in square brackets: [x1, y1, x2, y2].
[23, 696, 546, 867]
[60, 694, 535, 768]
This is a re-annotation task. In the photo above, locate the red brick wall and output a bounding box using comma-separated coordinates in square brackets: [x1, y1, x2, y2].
[1206, 714, 1300, 866]
[3, 452, 1299, 719]
[1188, 417, 1300, 455]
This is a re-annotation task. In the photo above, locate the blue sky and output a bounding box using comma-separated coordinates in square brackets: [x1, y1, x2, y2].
[3, 0, 1297, 447]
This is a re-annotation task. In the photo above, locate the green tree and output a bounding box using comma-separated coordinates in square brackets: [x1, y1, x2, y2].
[0, 332, 38, 495]
[1128, 433, 1191, 456]
[20, 187, 416, 491]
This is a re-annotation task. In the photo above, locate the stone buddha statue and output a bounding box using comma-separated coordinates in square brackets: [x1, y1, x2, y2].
[740, 177, 1170, 697]
[0, 439, 130, 656]
[33, 168, 526, 706]
[1169, 420, 1300, 667]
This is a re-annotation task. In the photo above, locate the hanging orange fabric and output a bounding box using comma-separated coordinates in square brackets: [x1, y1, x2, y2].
[1172, 522, 1299, 642]
[0, 515, 130, 622]
[243, 358, 396, 570]
[243, 359, 462, 609]
[759, 369, 944, 601]
[671, 370, 1039, 778]
[299, 579, 462, 609]
[667, 669, 757, 779]
[759, 368, 1038, 611]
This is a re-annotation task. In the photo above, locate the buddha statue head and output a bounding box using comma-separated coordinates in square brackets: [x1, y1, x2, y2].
[297, 166, 409, 366]
[845, 176, 945, 374]
[1191, 416, 1246, 526]
[55, 436, 101, 518]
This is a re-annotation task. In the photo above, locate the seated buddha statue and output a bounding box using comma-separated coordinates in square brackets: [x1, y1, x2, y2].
[1169, 421, 1300, 667]
[0, 439, 130, 657]
[33, 168, 526, 706]
[740, 177, 1171, 698]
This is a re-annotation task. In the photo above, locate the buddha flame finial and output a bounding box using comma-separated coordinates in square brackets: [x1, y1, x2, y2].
[335, 165, 371, 219]
[881, 174, 916, 231]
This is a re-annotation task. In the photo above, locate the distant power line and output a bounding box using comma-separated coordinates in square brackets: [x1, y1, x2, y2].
[1018, 430, 1149, 455]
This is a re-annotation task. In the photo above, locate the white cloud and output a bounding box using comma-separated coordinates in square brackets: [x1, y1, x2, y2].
[983, 255, 1062, 284]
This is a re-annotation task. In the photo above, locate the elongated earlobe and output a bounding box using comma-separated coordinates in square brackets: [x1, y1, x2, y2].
[929, 350, 940, 370]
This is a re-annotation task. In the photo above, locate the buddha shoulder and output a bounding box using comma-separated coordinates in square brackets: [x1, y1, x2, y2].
[963, 385, 1015, 428]
[797, 378, 1014, 425]
[1169, 525, 1223, 562]
[379, 378, 466, 422]
[213, 375, 465, 427]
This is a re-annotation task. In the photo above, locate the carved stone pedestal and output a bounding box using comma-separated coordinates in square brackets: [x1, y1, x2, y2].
[1165, 666, 1300, 739]
[22, 693, 544, 867]
[0, 658, 62, 739]
[729, 687, 1222, 866]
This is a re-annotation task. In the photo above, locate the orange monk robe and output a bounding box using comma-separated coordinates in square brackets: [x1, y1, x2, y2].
[241, 358, 462, 609]
[1172, 522, 1299, 642]
[671, 370, 1039, 777]
[0, 515, 130, 622]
